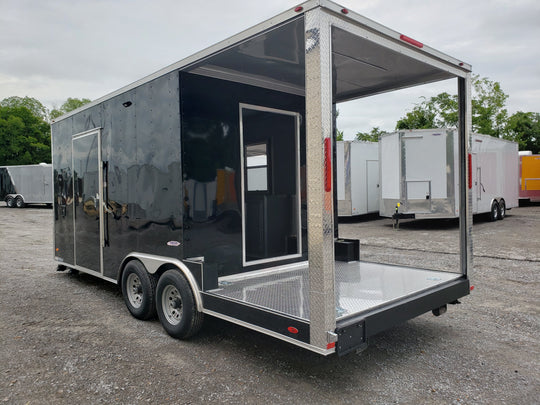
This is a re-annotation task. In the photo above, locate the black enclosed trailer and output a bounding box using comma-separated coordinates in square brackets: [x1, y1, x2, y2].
[51, 0, 473, 355]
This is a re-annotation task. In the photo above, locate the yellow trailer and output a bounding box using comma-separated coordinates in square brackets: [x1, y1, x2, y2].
[519, 152, 540, 202]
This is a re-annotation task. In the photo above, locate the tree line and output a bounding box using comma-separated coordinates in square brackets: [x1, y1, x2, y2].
[346, 76, 539, 154]
[0, 96, 90, 165]
[1, 76, 539, 166]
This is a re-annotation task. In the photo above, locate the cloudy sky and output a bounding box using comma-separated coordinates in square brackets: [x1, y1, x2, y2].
[1, 0, 539, 138]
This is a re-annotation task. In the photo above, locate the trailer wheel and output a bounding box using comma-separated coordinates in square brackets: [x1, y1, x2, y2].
[121, 260, 156, 320]
[15, 196, 26, 208]
[489, 201, 499, 222]
[156, 269, 203, 339]
[498, 199, 506, 220]
[6, 196, 15, 208]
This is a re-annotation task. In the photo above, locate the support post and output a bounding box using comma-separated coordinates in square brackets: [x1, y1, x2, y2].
[305, 9, 336, 349]
[458, 74, 473, 276]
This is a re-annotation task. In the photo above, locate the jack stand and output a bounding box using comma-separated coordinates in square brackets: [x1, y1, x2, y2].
[393, 202, 401, 230]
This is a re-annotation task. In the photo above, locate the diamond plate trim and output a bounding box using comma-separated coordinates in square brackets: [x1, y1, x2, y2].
[460, 73, 474, 276]
[305, 8, 336, 349]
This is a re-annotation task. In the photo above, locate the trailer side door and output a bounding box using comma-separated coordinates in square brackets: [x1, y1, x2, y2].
[72, 129, 103, 274]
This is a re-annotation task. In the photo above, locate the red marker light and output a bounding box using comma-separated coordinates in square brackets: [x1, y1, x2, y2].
[324, 137, 332, 192]
[294, 6, 303, 12]
[470, 285, 475, 291]
[400, 34, 423, 48]
[341, 8, 349, 14]
[327, 342, 336, 349]
[287, 326, 299, 334]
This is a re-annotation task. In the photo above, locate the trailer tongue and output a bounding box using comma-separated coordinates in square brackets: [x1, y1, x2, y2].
[51, 0, 472, 355]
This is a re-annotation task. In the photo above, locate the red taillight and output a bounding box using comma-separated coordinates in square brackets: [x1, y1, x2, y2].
[468, 153, 472, 189]
[287, 326, 299, 334]
[400, 34, 423, 48]
[327, 342, 336, 349]
[294, 6, 303, 12]
[324, 138, 332, 192]
[470, 285, 475, 291]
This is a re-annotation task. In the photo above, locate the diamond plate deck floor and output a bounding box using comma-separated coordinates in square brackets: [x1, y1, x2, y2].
[210, 261, 461, 321]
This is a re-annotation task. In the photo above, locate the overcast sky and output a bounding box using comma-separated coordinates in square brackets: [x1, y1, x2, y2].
[1, 0, 539, 139]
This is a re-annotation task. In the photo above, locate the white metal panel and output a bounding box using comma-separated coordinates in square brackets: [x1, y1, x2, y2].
[366, 160, 379, 213]
[380, 133, 400, 200]
[403, 132, 447, 199]
[471, 133, 519, 213]
[349, 142, 379, 215]
[471, 153, 479, 213]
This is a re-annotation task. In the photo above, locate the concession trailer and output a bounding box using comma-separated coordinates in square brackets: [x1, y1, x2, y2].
[51, 0, 473, 355]
[519, 151, 540, 203]
[336, 141, 379, 217]
[379, 129, 518, 221]
[0, 163, 52, 208]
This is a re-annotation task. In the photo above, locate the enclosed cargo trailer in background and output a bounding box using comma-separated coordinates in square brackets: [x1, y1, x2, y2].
[51, 0, 473, 355]
[336, 141, 379, 217]
[0, 164, 52, 208]
[519, 151, 540, 203]
[379, 130, 518, 221]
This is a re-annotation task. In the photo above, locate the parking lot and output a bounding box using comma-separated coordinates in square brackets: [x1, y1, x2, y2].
[0, 204, 538, 404]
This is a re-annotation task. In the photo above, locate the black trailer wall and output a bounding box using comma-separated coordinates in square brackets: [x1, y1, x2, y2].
[0, 168, 16, 200]
[180, 73, 307, 277]
[53, 69, 308, 281]
[53, 72, 182, 279]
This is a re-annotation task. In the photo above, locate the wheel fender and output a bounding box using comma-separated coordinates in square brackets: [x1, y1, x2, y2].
[120, 253, 203, 312]
[7, 194, 21, 202]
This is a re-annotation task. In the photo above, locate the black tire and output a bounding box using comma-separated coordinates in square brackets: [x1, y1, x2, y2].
[489, 201, 499, 222]
[156, 269, 203, 339]
[498, 199, 506, 220]
[6, 196, 15, 208]
[15, 196, 25, 208]
[121, 260, 156, 320]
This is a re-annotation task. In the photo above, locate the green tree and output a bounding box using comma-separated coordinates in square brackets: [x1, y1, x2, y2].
[50, 97, 91, 120]
[472, 76, 508, 137]
[356, 126, 386, 142]
[396, 76, 509, 136]
[504, 111, 540, 153]
[334, 108, 344, 141]
[0, 96, 49, 120]
[396, 99, 437, 129]
[0, 106, 51, 165]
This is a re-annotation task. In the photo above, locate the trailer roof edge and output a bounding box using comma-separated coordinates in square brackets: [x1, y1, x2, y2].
[52, 0, 471, 123]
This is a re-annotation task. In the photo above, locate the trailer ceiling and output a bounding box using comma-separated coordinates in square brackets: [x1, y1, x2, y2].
[185, 16, 455, 103]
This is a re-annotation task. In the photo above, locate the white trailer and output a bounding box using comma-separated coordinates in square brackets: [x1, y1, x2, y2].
[379, 129, 518, 221]
[336, 141, 379, 216]
[0, 164, 53, 208]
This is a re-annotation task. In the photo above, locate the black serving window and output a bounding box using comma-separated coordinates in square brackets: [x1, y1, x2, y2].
[246, 143, 269, 192]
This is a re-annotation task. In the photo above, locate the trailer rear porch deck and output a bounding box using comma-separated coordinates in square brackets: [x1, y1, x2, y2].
[210, 261, 462, 321]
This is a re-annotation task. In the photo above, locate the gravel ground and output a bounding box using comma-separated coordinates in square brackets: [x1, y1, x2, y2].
[0, 204, 538, 404]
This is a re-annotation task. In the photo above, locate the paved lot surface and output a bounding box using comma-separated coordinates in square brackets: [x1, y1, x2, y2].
[0, 204, 538, 404]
